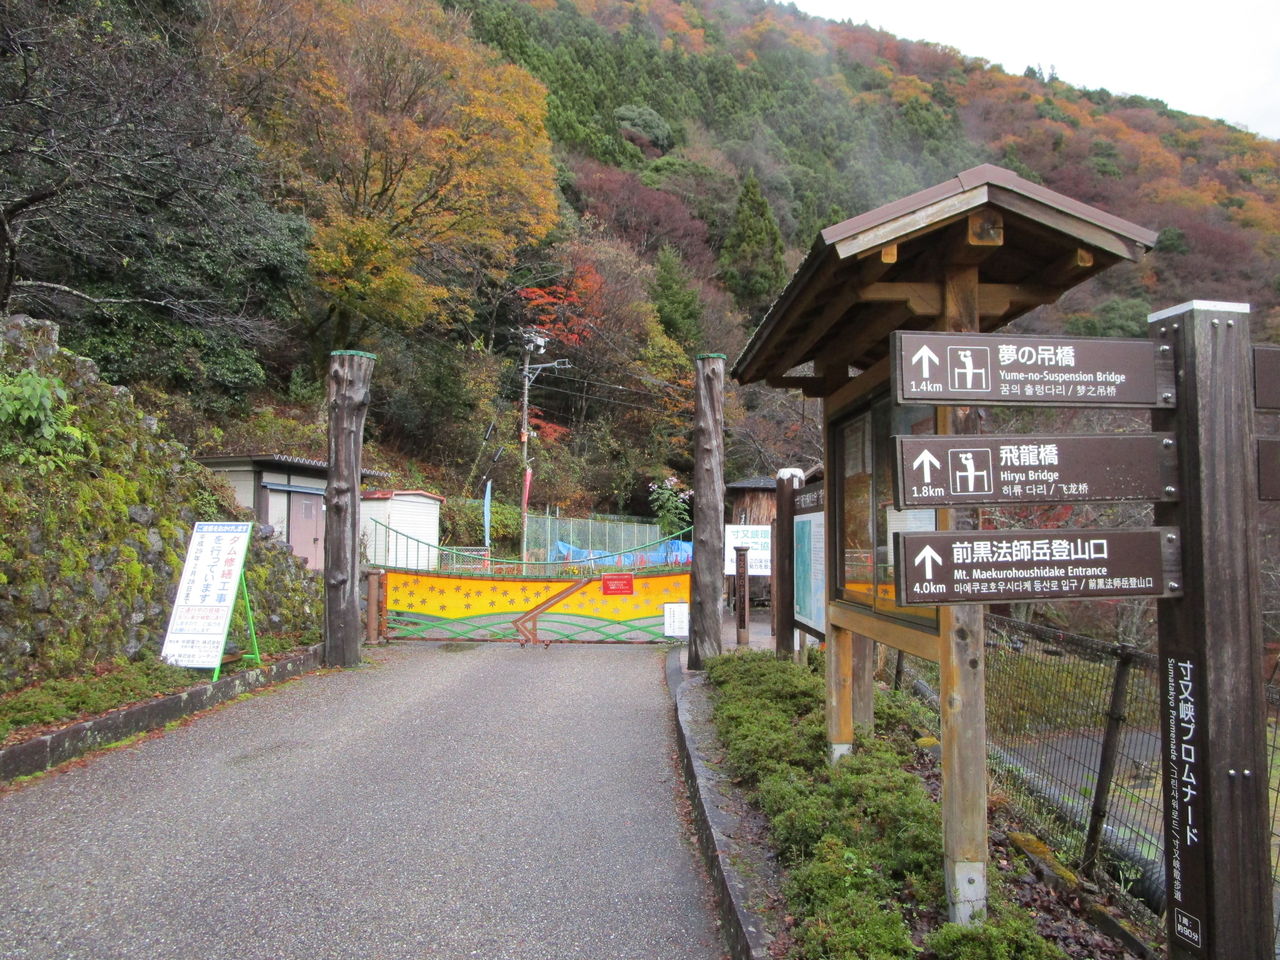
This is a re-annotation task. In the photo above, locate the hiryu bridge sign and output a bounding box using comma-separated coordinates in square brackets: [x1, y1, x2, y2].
[895, 434, 1178, 507]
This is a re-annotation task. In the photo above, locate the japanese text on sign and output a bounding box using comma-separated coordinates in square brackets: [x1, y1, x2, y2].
[894, 332, 1169, 407]
[1166, 656, 1205, 949]
[161, 522, 253, 669]
[894, 528, 1178, 605]
[724, 525, 771, 576]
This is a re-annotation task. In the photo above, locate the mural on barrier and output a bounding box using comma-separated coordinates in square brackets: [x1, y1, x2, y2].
[384, 570, 690, 645]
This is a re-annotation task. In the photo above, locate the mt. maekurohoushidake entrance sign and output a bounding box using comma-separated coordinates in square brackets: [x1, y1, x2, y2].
[894, 528, 1182, 604]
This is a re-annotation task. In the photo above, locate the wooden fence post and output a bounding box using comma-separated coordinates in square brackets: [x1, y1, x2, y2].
[689, 353, 726, 670]
[324, 350, 376, 668]
[1151, 301, 1271, 958]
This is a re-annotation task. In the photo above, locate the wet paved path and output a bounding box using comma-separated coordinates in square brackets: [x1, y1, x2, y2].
[0, 642, 725, 960]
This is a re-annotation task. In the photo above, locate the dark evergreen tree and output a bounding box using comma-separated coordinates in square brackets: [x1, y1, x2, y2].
[717, 173, 787, 318]
[651, 245, 703, 349]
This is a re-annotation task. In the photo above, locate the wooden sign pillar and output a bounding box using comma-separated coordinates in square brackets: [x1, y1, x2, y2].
[688, 354, 726, 670]
[324, 350, 376, 668]
[773, 470, 799, 661]
[1150, 302, 1271, 959]
[937, 261, 989, 924]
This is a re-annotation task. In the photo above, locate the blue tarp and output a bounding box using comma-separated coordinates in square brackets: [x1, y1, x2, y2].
[551, 539, 692, 567]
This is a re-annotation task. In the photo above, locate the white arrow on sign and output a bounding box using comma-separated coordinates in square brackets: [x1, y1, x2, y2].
[912, 448, 941, 483]
[912, 344, 940, 378]
[914, 545, 943, 580]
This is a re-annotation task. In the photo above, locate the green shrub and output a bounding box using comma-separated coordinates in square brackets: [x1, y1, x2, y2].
[706, 650, 1065, 960]
[925, 910, 1067, 960]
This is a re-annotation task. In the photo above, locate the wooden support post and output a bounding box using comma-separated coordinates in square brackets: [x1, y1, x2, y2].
[850, 632, 874, 730]
[774, 470, 799, 660]
[1150, 301, 1271, 959]
[734, 545, 750, 645]
[826, 624, 854, 761]
[689, 354, 726, 670]
[938, 263, 989, 924]
[365, 570, 382, 647]
[324, 350, 376, 668]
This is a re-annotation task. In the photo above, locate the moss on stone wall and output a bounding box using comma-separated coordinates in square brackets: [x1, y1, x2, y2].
[0, 316, 322, 695]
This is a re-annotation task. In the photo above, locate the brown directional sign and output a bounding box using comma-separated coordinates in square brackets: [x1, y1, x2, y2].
[1256, 345, 1280, 410]
[894, 527, 1182, 605]
[894, 433, 1178, 508]
[892, 331, 1174, 407]
[1260, 438, 1280, 501]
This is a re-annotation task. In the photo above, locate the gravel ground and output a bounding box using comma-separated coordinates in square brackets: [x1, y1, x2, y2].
[0, 642, 726, 960]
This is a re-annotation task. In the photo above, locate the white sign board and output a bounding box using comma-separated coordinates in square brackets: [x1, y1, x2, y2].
[793, 513, 826, 633]
[161, 522, 254, 669]
[723, 524, 772, 576]
[663, 602, 690, 638]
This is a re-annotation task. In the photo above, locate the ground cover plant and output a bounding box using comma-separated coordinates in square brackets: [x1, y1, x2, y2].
[706, 650, 1068, 960]
[0, 631, 317, 746]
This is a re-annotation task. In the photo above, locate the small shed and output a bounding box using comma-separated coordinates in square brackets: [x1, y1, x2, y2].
[199, 453, 389, 570]
[360, 490, 446, 570]
[726, 476, 778, 525]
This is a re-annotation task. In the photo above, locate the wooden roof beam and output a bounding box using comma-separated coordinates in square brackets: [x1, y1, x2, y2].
[1039, 247, 1095, 286]
[947, 210, 1004, 266]
[772, 246, 901, 372]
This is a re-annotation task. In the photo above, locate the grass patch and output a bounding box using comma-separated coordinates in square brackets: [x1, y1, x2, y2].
[706, 650, 1066, 960]
[0, 634, 315, 744]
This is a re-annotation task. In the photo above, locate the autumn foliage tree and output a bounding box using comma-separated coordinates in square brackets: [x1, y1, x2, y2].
[208, 0, 559, 352]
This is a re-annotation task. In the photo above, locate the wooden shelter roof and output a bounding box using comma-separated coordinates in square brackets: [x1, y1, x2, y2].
[732, 164, 1158, 392]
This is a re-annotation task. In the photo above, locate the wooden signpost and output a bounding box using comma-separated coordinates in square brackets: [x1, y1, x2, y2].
[1149, 302, 1269, 960]
[888, 302, 1271, 957]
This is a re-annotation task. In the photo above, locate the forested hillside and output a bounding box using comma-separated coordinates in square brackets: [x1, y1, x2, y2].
[3, 0, 1277, 524]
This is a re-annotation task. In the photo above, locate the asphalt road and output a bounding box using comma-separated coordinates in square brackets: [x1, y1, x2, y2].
[0, 642, 726, 960]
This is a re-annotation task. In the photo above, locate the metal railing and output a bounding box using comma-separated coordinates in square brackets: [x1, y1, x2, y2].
[365, 518, 692, 577]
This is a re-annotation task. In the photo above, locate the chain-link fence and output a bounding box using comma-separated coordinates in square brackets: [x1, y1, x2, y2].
[524, 509, 662, 561]
[894, 614, 1280, 945]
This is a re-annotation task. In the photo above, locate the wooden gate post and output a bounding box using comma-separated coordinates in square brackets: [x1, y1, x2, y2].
[688, 353, 726, 670]
[324, 350, 376, 668]
[1150, 301, 1271, 958]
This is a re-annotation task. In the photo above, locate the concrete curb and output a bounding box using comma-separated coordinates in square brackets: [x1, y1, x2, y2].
[0, 644, 324, 783]
[667, 647, 772, 960]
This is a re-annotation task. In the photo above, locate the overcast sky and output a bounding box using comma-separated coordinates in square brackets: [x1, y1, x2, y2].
[788, 1, 1280, 141]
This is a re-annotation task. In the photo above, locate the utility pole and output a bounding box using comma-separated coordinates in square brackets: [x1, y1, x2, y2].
[517, 329, 569, 567]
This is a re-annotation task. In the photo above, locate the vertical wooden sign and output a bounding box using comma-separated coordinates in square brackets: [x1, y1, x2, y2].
[689, 354, 726, 670]
[325, 350, 377, 668]
[1150, 302, 1271, 958]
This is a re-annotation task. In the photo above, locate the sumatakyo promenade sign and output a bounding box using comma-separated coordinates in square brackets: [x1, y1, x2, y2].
[894, 528, 1182, 604]
[892, 331, 1175, 408]
[894, 434, 1178, 507]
